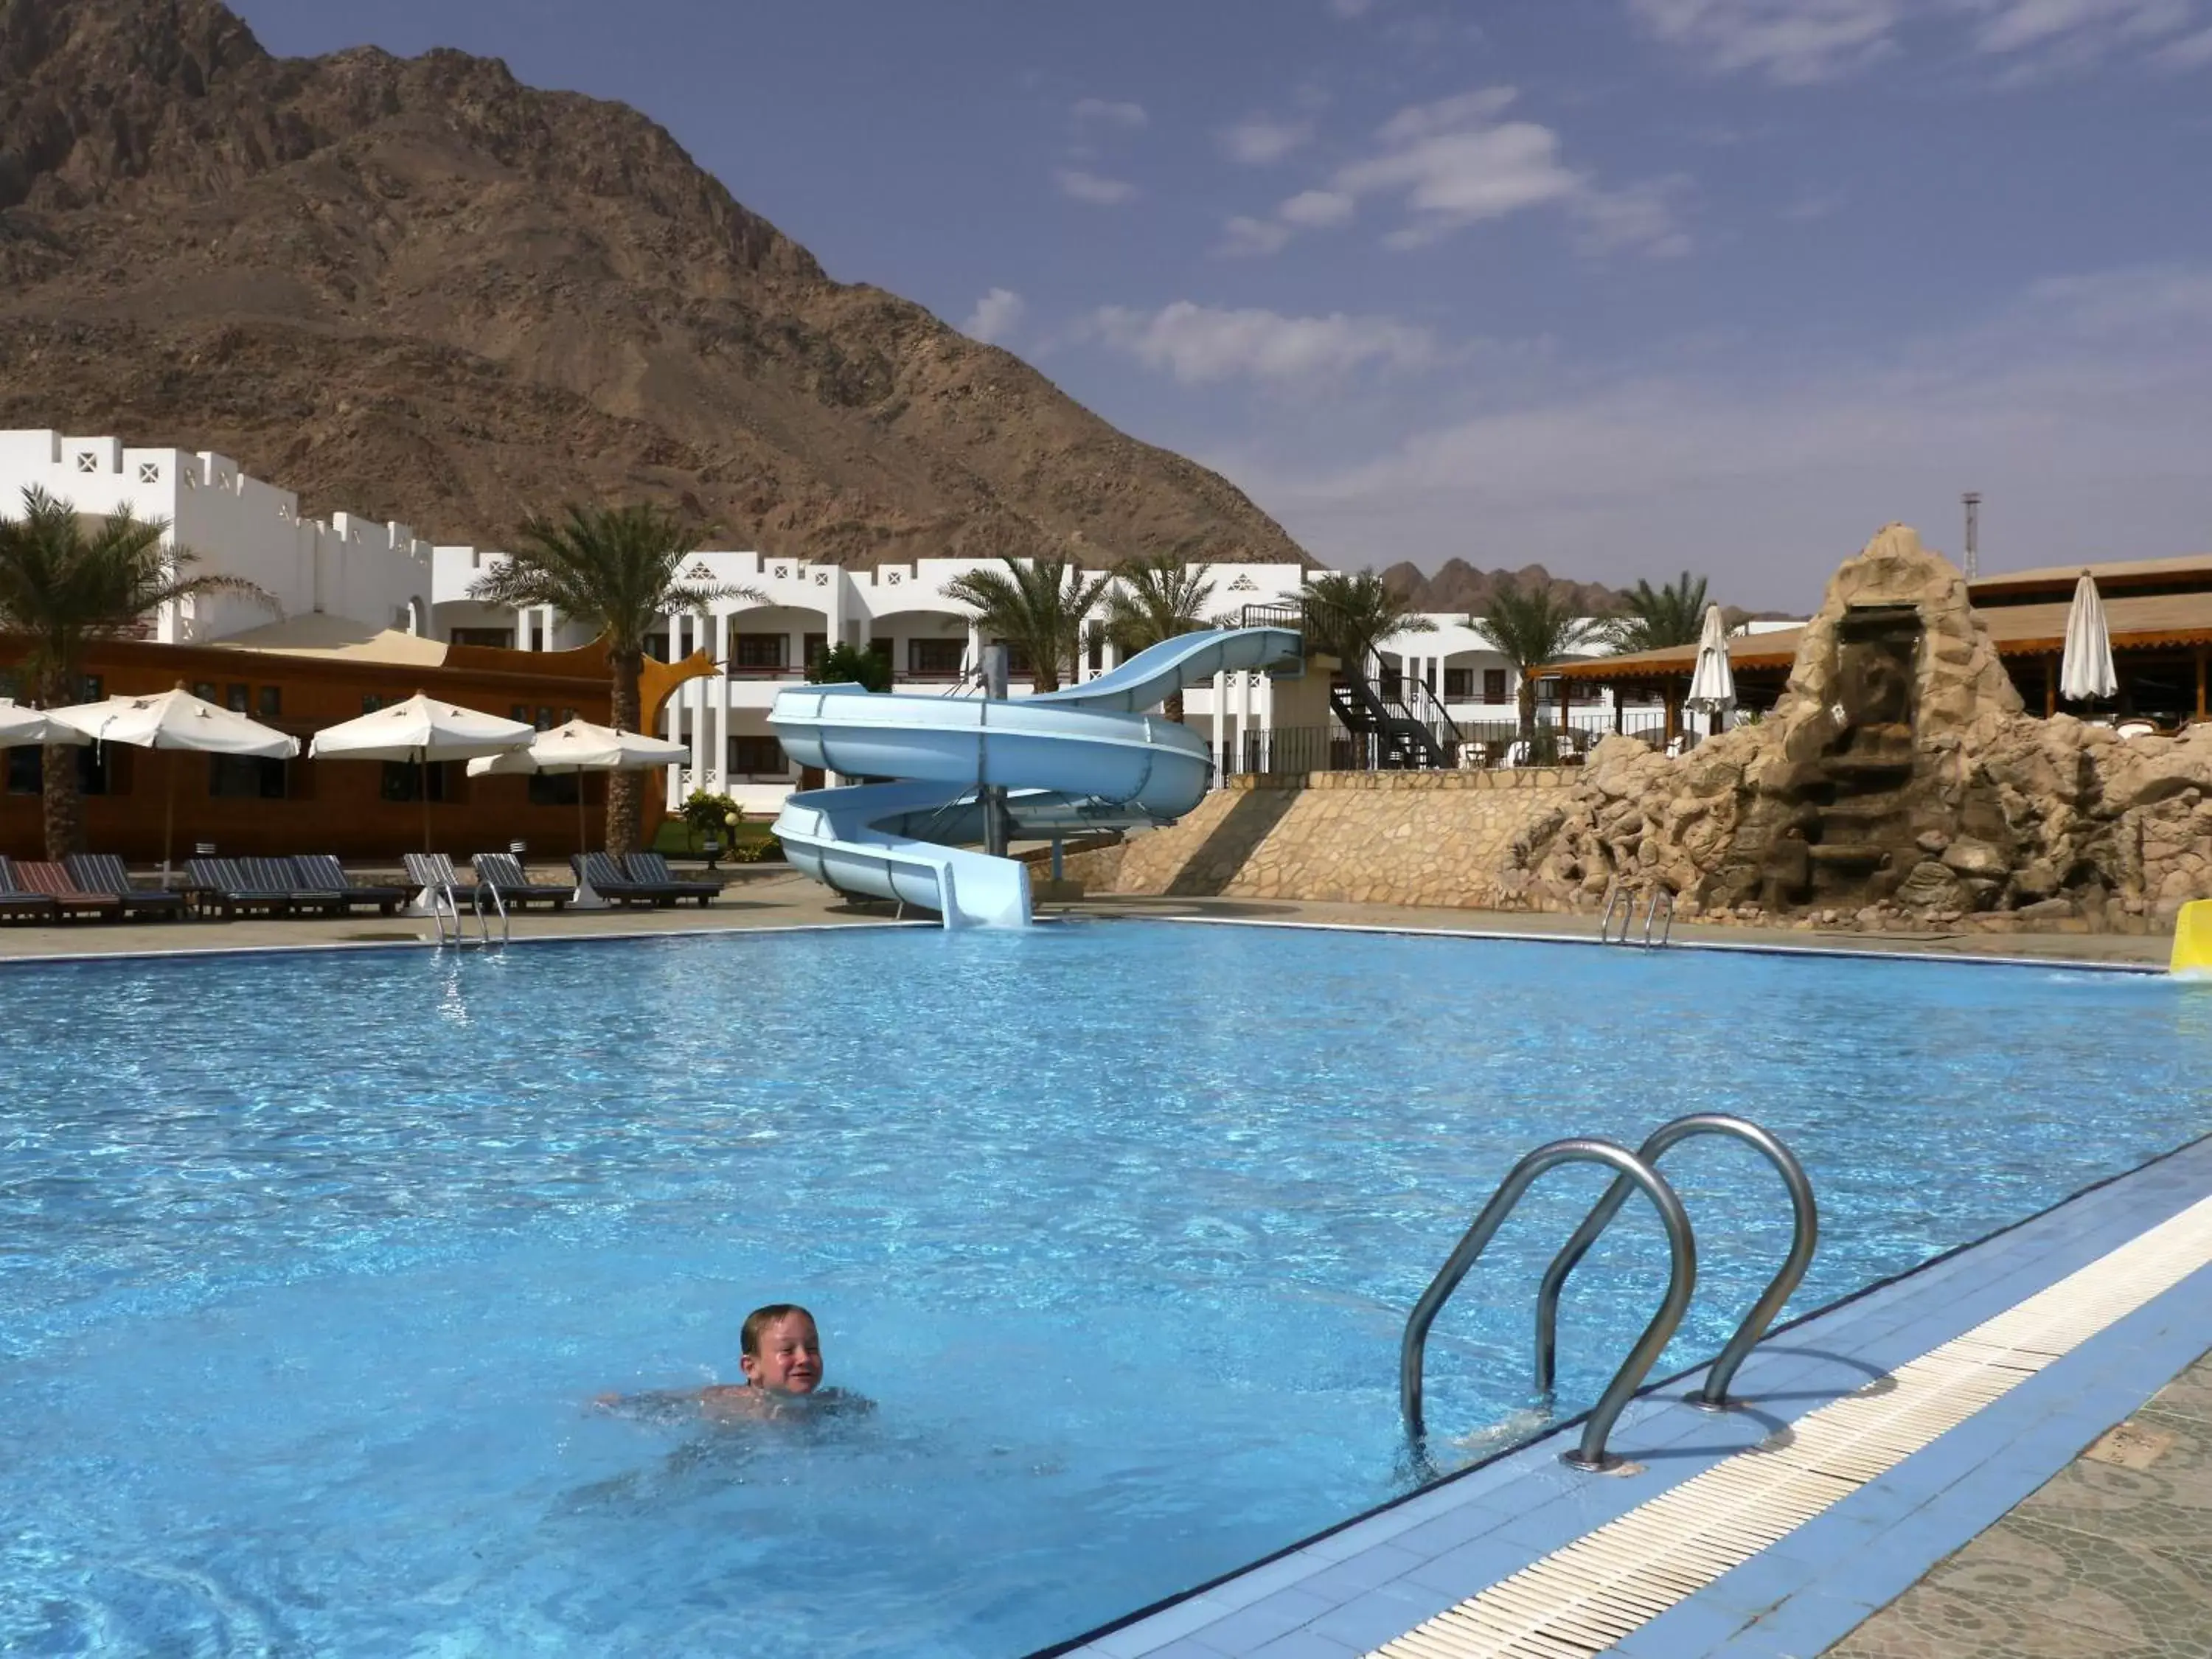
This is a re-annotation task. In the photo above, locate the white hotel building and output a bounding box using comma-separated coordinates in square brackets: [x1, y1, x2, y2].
[2, 429, 1647, 816]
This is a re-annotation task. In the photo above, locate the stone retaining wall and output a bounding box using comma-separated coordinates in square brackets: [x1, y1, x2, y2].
[1080, 769, 1575, 908]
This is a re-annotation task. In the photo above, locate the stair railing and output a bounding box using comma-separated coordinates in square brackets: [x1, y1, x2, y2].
[1401, 1138, 1696, 1471]
[1534, 1114, 1818, 1412]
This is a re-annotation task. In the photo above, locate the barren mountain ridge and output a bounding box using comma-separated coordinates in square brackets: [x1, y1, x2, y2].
[0, 0, 1311, 567]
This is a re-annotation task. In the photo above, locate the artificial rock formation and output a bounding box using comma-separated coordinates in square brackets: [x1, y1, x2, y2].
[1512, 525, 2212, 933]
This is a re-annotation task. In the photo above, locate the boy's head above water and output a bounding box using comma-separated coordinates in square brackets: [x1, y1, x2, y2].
[739, 1304, 823, 1395]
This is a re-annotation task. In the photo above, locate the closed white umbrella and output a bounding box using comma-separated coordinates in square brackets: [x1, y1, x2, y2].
[1684, 604, 1736, 733]
[310, 691, 534, 854]
[46, 684, 299, 883]
[467, 719, 688, 908]
[2059, 570, 2118, 705]
[0, 700, 91, 749]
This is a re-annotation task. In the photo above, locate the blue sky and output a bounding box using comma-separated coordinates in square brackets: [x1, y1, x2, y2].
[234, 0, 2212, 608]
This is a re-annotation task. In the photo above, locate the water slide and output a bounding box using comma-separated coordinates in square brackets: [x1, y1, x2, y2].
[768, 626, 1302, 927]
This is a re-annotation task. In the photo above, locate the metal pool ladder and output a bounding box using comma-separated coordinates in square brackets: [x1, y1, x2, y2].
[1599, 880, 1675, 947]
[403, 853, 509, 949]
[1399, 1113, 1818, 1471]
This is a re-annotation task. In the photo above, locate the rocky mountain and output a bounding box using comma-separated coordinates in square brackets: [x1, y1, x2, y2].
[1376, 559, 1627, 617]
[0, 0, 1309, 566]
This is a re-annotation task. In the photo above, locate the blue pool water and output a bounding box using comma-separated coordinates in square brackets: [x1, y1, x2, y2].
[4, 920, 2208, 1657]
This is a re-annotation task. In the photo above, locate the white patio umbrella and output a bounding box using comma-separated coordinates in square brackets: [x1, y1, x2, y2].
[308, 692, 534, 854]
[467, 719, 689, 908]
[1683, 604, 1736, 734]
[0, 700, 91, 750]
[2059, 570, 2118, 705]
[46, 684, 299, 883]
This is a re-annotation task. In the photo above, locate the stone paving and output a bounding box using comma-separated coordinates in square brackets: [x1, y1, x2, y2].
[1060, 891, 2174, 968]
[1821, 1348, 2212, 1659]
[0, 867, 900, 961]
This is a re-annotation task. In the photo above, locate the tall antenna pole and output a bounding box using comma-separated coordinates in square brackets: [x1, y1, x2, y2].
[1962, 491, 1981, 581]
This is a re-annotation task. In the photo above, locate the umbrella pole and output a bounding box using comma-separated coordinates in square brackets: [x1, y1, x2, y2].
[577, 780, 588, 860]
[420, 754, 432, 853]
[162, 750, 176, 888]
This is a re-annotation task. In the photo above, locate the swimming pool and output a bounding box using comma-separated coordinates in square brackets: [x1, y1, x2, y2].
[3, 921, 2206, 1657]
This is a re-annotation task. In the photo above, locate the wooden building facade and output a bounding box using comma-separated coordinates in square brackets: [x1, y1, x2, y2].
[0, 636, 624, 863]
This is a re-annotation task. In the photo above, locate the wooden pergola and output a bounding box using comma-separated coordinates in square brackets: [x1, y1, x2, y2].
[1547, 555, 2212, 741]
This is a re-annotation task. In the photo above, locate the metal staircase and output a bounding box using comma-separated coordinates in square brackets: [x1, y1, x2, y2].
[1329, 652, 1462, 770]
[1399, 1113, 1818, 1471]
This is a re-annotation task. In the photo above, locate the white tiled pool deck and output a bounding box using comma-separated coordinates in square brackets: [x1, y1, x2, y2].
[1043, 1133, 2212, 1659]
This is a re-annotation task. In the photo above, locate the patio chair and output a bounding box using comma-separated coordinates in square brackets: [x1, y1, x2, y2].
[185, 858, 294, 919]
[63, 854, 187, 921]
[0, 858, 60, 924]
[622, 850, 720, 906]
[471, 852, 570, 910]
[291, 855, 408, 916]
[237, 857, 346, 917]
[10, 859, 122, 922]
[571, 850, 680, 907]
[403, 852, 481, 905]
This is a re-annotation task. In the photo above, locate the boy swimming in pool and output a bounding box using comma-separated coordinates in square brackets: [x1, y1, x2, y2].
[594, 1304, 870, 1423]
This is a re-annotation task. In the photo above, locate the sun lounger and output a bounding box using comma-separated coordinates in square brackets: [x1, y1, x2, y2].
[471, 852, 570, 910]
[571, 850, 680, 907]
[185, 857, 294, 919]
[291, 855, 408, 916]
[63, 854, 187, 920]
[622, 851, 719, 906]
[10, 859, 122, 921]
[0, 858, 60, 924]
[237, 857, 345, 917]
[403, 852, 481, 905]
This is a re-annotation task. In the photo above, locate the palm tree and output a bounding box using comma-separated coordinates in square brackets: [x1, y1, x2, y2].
[469, 504, 761, 854]
[1604, 571, 1711, 653]
[940, 552, 1111, 693]
[1299, 570, 1435, 674]
[1468, 575, 1603, 743]
[1103, 552, 1217, 721]
[0, 487, 271, 858]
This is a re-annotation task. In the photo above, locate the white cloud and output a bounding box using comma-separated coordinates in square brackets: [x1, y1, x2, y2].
[1055, 167, 1139, 206]
[961, 288, 1026, 345]
[1340, 120, 1584, 242]
[1226, 264, 2212, 607]
[1962, 0, 2191, 55]
[1071, 97, 1149, 130]
[1629, 0, 2211, 81]
[1279, 189, 1357, 227]
[1627, 0, 1905, 82]
[1214, 84, 1685, 257]
[2160, 19, 2212, 58]
[1087, 302, 1436, 384]
[1374, 86, 1521, 145]
[1571, 178, 1694, 256]
[1221, 115, 1314, 164]
[1214, 215, 1295, 257]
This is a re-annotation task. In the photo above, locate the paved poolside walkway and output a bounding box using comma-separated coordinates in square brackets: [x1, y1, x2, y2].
[1821, 1346, 2212, 1659]
[0, 869, 904, 961]
[1060, 892, 2174, 969]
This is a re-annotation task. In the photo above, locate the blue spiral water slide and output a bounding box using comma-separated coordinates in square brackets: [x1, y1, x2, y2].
[768, 626, 1302, 926]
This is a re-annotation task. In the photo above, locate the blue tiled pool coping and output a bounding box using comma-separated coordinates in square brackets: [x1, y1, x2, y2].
[1041, 1128, 2212, 1659]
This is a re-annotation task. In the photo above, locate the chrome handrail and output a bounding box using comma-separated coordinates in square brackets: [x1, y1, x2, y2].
[1598, 880, 1629, 944]
[472, 880, 509, 946]
[1534, 1113, 1817, 1412]
[1642, 888, 1675, 948]
[1402, 1138, 1696, 1471]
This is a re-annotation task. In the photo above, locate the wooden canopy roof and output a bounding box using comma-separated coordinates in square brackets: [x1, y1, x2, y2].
[1550, 589, 2212, 684]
